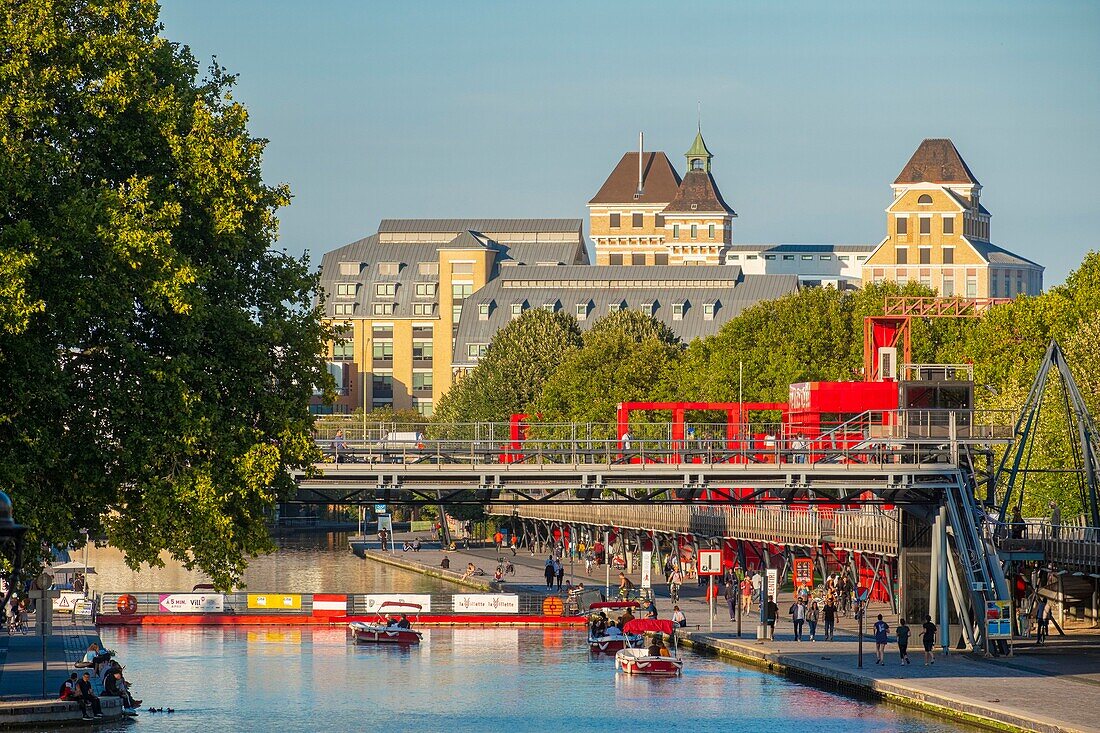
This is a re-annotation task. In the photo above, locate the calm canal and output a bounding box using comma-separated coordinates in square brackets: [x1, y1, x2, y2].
[79, 533, 972, 733]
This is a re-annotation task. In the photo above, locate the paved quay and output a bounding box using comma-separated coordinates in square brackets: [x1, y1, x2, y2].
[0, 619, 123, 729]
[364, 531, 1100, 733]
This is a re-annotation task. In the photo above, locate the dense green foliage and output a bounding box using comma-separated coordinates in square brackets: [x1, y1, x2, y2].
[433, 309, 582, 433]
[0, 0, 330, 588]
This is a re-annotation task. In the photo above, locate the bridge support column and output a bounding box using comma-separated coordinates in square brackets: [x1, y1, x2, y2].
[937, 506, 950, 655]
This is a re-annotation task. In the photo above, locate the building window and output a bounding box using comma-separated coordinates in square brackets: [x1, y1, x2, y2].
[467, 343, 488, 360]
[336, 283, 357, 298]
[542, 302, 557, 312]
[943, 247, 954, 265]
[375, 282, 397, 298]
[452, 262, 475, 276]
[708, 224, 715, 239]
[412, 372, 433, 392]
[371, 373, 393, 396]
[820, 255, 832, 260]
[672, 225, 679, 239]
[917, 194, 933, 205]
[838, 255, 850, 261]
[782, 255, 794, 261]
[372, 341, 394, 361]
[728, 254, 740, 261]
[641, 302, 654, 315]
[654, 252, 668, 266]
[372, 303, 396, 316]
[576, 303, 589, 320]
[332, 327, 354, 361]
[478, 303, 491, 320]
[919, 247, 931, 265]
[942, 276, 955, 297]
[413, 399, 433, 417]
[965, 276, 978, 298]
[371, 399, 393, 411]
[632, 213, 643, 228]
[690, 224, 697, 238]
[943, 217, 954, 235]
[919, 217, 931, 235]
[378, 262, 400, 276]
[801, 255, 813, 261]
[452, 282, 473, 301]
[654, 214, 664, 228]
[412, 340, 433, 361]
[896, 217, 908, 235]
[415, 283, 436, 298]
[372, 324, 393, 338]
[608, 302, 622, 314]
[630, 253, 646, 266]
[452, 305, 462, 323]
[418, 262, 439, 276]
[857, 256, 867, 261]
[339, 261, 361, 276]
[764, 254, 776, 260]
[511, 302, 525, 318]
[334, 303, 355, 316]
[609, 213, 621, 228]
[703, 303, 716, 320]
[608, 253, 623, 266]
[412, 303, 434, 316]
[895, 247, 908, 265]
[672, 302, 685, 321]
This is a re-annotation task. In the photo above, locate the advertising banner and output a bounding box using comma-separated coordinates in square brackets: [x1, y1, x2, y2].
[158, 593, 224, 613]
[986, 600, 1012, 639]
[312, 594, 347, 616]
[792, 558, 814, 591]
[362, 593, 432, 613]
[640, 550, 652, 589]
[766, 568, 779, 603]
[247, 594, 302, 610]
[452, 594, 520, 614]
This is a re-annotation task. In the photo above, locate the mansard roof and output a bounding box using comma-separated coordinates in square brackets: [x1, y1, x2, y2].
[589, 152, 683, 205]
[894, 139, 980, 186]
[662, 169, 736, 216]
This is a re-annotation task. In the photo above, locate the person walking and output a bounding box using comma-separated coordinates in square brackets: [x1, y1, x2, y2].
[740, 573, 753, 614]
[823, 595, 837, 640]
[873, 614, 890, 665]
[897, 618, 911, 664]
[543, 556, 555, 590]
[723, 579, 737, 621]
[554, 557, 564, 590]
[1049, 501, 1061, 539]
[765, 598, 779, 638]
[332, 430, 346, 463]
[921, 615, 937, 665]
[807, 596, 820, 641]
[751, 570, 763, 605]
[789, 597, 806, 641]
[1035, 596, 1050, 645]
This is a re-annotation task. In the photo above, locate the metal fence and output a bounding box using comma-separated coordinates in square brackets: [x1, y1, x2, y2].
[493, 504, 900, 556]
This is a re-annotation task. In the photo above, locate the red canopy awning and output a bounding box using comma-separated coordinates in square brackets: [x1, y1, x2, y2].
[623, 618, 674, 635]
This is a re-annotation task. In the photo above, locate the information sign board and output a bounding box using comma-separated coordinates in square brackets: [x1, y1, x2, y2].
[158, 593, 224, 613]
[452, 594, 520, 614]
[640, 550, 652, 588]
[698, 550, 723, 576]
[247, 594, 302, 610]
[986, 600, 1012, 639]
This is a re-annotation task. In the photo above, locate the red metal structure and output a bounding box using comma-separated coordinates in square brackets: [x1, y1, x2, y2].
[615, 401, 786, 453]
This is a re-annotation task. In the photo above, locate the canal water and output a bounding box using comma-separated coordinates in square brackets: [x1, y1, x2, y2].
[81, 533, 971, 733]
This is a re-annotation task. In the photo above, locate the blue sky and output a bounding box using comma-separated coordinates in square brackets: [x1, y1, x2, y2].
[160, 0, 1099, 285]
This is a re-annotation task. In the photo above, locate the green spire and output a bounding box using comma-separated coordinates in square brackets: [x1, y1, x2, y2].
[685, 128, 712, 173]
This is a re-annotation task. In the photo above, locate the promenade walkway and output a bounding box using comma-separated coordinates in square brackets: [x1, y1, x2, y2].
[364, 532, 1100, 733]
[0, 619, 124, 727]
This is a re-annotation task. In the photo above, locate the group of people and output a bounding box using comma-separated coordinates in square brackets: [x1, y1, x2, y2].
[544, 555, 565, 590]
[869, 614, 939, 666]
[61, 643, 141, 719]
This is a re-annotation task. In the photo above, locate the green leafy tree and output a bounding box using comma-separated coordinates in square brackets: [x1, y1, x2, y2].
[0, 0, 330, 588]
[433, 309, 582, 432]
[532, 310, 682, 435]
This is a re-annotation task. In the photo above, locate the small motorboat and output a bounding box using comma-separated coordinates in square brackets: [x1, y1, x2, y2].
[587, 601, 643, 653]
[615, 619, 683, 676]
[349, 601, 423, 645]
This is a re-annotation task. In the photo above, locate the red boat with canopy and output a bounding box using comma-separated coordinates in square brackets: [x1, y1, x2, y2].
[349, 601, 423, 645]
[586, 601, 643, 653]
[614, 619, 683, 676]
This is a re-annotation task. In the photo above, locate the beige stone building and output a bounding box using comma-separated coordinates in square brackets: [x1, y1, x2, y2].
[862, 139, 1043, 298]
[588, 131, 736, 266]
[316, 219, 587, 415]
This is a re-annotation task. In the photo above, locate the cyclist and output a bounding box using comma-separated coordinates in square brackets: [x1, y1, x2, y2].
[668, 566, 683, 603]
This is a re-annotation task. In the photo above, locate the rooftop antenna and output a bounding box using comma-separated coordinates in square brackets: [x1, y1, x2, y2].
[635, 131, 644, 198]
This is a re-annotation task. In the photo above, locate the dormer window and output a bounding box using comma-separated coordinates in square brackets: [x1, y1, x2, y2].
[576, 302, 590, 321]
[339, 261, 362, 276]
[511, 301, 526, 319]
[478, 302, 492, 321]
[917, 194, 933, 205]
[608, 301, 623, 314]
[641, 302, 655, 315]
[692, 159, 704, 170]
[542, 301, 559, 312]
[378, 262, 400, 276]
[703, 302, 717, 321]
[672, 302, 686, 321]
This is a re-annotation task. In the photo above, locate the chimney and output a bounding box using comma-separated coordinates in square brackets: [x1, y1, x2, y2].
[635, 132, 645, 198]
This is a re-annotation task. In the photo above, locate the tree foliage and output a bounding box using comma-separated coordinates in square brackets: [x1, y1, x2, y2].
[0, 0, 330, 588]
[433, 309, 582, 431]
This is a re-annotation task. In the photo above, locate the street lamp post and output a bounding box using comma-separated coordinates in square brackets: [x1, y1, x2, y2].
[0, 490, 29, 621]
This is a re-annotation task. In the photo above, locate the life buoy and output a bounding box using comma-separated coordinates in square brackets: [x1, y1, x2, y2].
[542, 596, 564, 616]
[116, 594, 138, 615]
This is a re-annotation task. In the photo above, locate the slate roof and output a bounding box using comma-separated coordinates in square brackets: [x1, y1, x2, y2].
[661, 169, 736, 215]
[964, 238, 1043, 269]
[452, 266, 799, 367]
[317, 222, 589, 320]
[588, 152, 683, 205]
[894, 139, 980, 186]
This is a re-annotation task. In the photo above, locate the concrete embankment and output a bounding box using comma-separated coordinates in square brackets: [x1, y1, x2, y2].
[359, 548, 498, 592]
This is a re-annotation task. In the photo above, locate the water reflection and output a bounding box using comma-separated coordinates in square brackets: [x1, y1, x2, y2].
[88, 627, 970, 733]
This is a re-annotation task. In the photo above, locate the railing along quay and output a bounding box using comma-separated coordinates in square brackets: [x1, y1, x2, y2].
[491, 503, 900, 557]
